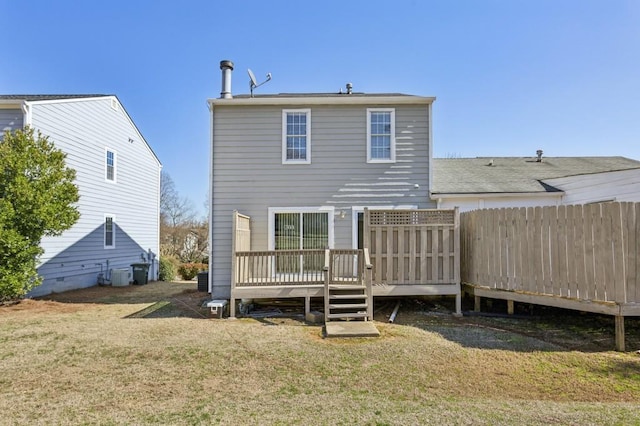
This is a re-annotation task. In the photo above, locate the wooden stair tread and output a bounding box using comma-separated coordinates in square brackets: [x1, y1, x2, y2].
[329, 294, 367, 299]
[328, 303, 368, 309]
[328, 285, 365, 290]
[327, 312, 368, 319]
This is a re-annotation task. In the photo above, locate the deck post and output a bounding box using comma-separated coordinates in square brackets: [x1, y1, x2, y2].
[364, 248, 373, 321]
[230, 211, 238, 318]
[305, 296, 311, 315]
[323, 249, 330, 323]
[474, 295, 481, 312]
[507, 300, 514, 315]
[454, 293, 462, 317]
[615, 315, 625, 352]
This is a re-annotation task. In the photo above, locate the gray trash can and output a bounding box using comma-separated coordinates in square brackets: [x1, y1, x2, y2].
[131, 263, 150, 285]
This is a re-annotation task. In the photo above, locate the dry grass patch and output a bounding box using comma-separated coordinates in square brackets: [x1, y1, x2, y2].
[1, 282, 639, 425]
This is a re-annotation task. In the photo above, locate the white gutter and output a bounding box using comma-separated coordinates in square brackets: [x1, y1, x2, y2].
[431, 191, 565, 200]
[208, 95, 435, 107]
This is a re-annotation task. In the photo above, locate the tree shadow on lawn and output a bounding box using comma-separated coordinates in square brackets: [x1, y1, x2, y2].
[36, 280, 213, 319]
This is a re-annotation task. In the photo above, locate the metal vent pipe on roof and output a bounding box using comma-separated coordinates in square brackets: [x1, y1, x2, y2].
[346, 83, 353, 94]
[536, 149, 543, 162]
[220, 60, 234, 99]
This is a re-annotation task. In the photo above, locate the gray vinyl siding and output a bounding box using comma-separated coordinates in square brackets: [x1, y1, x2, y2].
[27, 97, 160, 296]
[211, 103, 434, 297]
[0, 108, 23, 133]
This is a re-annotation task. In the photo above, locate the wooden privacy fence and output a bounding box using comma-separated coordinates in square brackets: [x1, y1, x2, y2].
[461, 203, 640, 307]
[364, 209, 460, 286]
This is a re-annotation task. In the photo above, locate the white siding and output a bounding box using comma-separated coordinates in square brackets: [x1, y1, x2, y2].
[211, 103, 434, 297]
[547, 169, 640, 205]
[27, 97, 161, 296]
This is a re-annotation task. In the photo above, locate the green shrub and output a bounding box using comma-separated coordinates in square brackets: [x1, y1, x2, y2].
[178, 263, 207, 280]
[159, 256, 178, 282]
[0, 128, 79, 301]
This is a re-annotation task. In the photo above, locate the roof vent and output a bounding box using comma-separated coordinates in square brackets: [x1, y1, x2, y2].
[346, 83, 353, 95]
[536, 149, 543, 162]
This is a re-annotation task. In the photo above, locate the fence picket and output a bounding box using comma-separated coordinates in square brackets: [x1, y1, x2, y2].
[461, 202, 640, 306]
[612, 203, 626, 304]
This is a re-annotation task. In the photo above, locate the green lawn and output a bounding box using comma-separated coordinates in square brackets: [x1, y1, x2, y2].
[1, 282, 639, 425]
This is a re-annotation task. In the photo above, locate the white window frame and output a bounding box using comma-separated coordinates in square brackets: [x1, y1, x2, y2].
[104, 214, 116, 249]
[366, 108, 396, 163]
[105, 148, 117, 183]
[282, 109, 311, 165]
[268, 206, 335, 250]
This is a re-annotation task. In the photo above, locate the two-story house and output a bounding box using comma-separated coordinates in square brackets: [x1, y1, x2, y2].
[0, 95, 162, 296]
[208, 61, 460, 320]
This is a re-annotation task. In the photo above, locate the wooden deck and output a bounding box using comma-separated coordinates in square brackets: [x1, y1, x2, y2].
[229, 209, 462, 319]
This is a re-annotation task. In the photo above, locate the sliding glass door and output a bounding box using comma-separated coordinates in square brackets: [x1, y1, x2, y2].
[274, 211, 330, 273]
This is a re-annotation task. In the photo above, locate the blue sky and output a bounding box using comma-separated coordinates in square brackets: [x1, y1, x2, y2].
[2, 0, 639, 215]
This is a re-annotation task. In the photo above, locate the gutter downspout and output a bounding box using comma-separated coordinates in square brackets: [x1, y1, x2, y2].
[427, 101, 434, 206]
[21, 101, 32, 127]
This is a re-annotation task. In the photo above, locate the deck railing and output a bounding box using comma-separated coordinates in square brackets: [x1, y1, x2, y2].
[233, 249, 371, 287]
[234, 249, 327, 286]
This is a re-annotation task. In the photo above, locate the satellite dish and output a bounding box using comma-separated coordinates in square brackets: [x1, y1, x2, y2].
[248, 69, 258, 88]
[247, 68, 272, 97]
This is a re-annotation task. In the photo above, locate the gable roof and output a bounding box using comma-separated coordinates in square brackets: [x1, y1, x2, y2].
[432, 156, 640, 195]
[0, 94, 161, 167]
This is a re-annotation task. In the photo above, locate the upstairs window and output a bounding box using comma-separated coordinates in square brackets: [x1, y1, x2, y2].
[104, 215, 115, 248]
[367, 108, 395, 163]
[282, 109, 311, 164]
[106, 149, 116, 182]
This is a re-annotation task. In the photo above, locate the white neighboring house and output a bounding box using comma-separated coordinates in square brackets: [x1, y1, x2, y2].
[431, 155, 640, 212]
[0, 95, 162, 296]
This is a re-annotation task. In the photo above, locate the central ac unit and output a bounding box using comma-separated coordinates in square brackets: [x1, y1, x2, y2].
[111, 268, 130, 287]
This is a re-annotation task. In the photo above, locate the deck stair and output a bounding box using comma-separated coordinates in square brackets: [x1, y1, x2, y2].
[326, 284, 369, 320]
[323, 249, 373, 323]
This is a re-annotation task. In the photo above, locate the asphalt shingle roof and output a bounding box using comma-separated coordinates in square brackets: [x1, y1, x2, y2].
[432, 156, 640, 194]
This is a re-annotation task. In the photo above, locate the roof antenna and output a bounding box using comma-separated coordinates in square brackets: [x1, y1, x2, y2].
[248, 68, 272, 97]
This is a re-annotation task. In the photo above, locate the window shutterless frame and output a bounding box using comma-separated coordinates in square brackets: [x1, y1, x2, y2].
[282, 109, 311, 164]
[366, 108, 395, 163]
[105, 148, 117, 182]
[104, 214, 115, 249]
